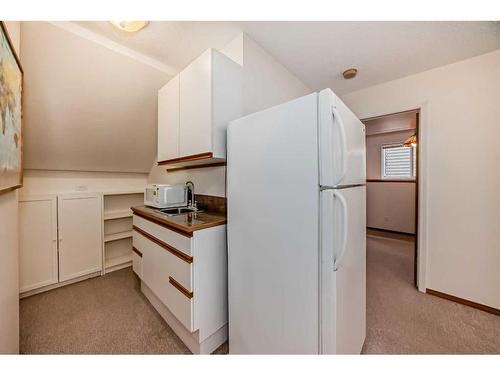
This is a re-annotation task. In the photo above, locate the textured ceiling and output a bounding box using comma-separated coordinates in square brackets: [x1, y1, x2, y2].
[77, 21, 500, 94]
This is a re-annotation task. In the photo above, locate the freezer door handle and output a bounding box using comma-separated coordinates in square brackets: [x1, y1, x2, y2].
[333, 190, 348, 271]
[332, 105, 348, 186]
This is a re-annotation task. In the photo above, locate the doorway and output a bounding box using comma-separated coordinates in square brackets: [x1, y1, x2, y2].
[362, 110, 419, 287]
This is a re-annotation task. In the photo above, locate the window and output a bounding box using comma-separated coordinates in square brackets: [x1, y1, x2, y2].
[381, 144, 416, 179]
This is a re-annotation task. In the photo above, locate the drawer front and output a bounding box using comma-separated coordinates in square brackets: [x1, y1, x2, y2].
[133, 229, 194, 331]
[133, 215, 192, 255]
[132, 247, 142, 278]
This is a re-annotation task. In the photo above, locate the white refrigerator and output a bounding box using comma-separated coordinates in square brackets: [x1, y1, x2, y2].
[227, 88, 366, 354]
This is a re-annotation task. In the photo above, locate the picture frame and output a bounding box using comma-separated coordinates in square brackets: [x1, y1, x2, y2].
[0, 21, 23, 194]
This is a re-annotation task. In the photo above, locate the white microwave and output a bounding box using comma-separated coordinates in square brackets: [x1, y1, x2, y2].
[144, 184, 187, 209]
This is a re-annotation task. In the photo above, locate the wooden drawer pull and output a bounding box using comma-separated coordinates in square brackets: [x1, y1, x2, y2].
[133, 226, 193, 264]
[132, 246, 142, 257]
[169, 276, 193, 299]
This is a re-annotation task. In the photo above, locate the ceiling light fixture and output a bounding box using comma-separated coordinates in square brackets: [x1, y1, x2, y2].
[110, 21, 149, 33]
[403, 134, 417, 147]
[342, 68, 358, 79]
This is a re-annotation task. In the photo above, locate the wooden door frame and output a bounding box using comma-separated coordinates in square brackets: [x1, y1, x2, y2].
[363, 107, 425, 291]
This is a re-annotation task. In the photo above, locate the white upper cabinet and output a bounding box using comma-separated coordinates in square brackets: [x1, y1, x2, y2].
[158, 75, 180, 162]
[157, 48, 241, 166]
[179, 49, 213, 158]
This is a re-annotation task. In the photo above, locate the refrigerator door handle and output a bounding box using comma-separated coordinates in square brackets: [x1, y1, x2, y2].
[333, 190, 348, 271]
[332, 105, 348, 186]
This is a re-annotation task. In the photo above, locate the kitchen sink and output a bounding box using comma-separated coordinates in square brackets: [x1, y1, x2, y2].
[159, 207, 203, 216]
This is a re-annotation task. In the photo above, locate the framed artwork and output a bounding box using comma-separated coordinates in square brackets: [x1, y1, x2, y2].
[0, 21, 23, 194]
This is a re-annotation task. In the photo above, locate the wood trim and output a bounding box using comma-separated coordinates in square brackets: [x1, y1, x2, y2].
[366, 179, 416, 183]
[158, 152, 213, 166]
[132, 225, 193, 264]
[131, 207, 193, 238]
[166, 161, 226, 173]
[367, 227, 416, 236]
[426, 289, 500, 316]
[414, 111, 420, 287]
[169, 276, 193, 299]
[132, 246, 142, 258]
[0, 22, 23, 196]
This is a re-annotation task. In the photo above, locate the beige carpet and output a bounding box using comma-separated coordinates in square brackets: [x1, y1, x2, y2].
[362, 233, 500, 354]
[20, 236, 500, 354]
[20, 267, 227, 354]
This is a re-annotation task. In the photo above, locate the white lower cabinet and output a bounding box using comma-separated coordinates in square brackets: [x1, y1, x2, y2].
[132, 214, 227, 354]
[132, 248, 143, 279]
[58, 193, 103, 281]
[19, 193, 103, 295]
[19, 195, 59, 293]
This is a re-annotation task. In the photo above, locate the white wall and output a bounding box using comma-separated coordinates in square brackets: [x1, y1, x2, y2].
[20, 22, 170, 173]
[342, 50, 500, 308]
[20, 170, 148, 196]
[148, 33, 311, 196]
[0, 21, 21, 354]
[222, 34, 312, 115]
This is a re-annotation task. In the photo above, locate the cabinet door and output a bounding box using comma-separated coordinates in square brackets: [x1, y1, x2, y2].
[58, 193, 103, 282]
[19, 195, 59, 292]
[179, 49, 212, 157]
[158, 75, 180, 162]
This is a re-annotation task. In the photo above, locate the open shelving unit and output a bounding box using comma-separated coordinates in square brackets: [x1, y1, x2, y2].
[102, 191, 144, 274]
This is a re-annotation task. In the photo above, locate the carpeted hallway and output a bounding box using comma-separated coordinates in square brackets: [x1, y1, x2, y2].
[20, 234, 500, 354]
[362, 231, 500, 354]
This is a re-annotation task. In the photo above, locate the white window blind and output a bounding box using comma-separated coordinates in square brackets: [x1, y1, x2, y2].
[381, 144, 416, 179]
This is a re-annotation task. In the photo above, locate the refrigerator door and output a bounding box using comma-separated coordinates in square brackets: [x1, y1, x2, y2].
[320, 186, 366, 354]
[319, 88, 366, 187]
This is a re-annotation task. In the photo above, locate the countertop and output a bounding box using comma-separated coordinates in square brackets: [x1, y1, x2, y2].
[131, 205, 226, 237]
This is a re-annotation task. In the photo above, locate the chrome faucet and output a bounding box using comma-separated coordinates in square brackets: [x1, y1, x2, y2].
[185, 181, 196, 209]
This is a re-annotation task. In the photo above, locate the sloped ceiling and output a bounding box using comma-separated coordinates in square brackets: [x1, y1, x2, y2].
[21, 22, 171, 173]
[78, 21, 500, 94]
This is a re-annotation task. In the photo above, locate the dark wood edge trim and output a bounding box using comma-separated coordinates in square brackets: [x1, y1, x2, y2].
[158, 152, 213, 166]
[131, 208, 193, 238]
[0, 184, 22, 195]
[132, 246, 142, 258]
[169, 276, 193, 299]
[367, 179, 416, 183]
[0, 22, 23, 196]
[133, 226, 193, 264]
[166, 161, 226, 173]
[426, 289, 500, 316]
[367, 227, 416, 236]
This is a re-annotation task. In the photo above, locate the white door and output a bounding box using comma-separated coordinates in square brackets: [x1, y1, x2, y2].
[319, 88, 366, 187]
[179, 49, 212, 157]
[158, 75, 180, 162]
[58, 193, 103, 282]
[320, 186, 366, 354]
[19, 195, 59, 292]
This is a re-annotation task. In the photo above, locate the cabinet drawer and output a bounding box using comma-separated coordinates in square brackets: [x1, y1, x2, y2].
[132, 247, 142, 278]
[133, 229, 194, 331]
[133, 215, 192, 255]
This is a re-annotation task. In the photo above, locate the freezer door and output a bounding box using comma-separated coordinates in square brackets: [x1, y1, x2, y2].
[320, 186, 366, 354]
[319, 88, 366, 187]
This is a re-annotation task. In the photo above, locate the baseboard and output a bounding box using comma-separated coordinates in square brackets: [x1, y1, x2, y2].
[367, 227, 415, 236]
[426, 288, 500, 316]
[20, 271, 102, 299]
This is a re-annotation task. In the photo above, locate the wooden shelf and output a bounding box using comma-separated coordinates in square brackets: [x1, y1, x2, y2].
[104, 210, 133, 220]
[104, 230, 133, 243]
[105, 254, 132, 271]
